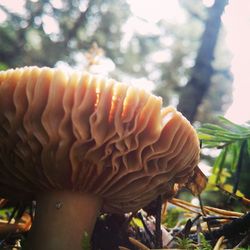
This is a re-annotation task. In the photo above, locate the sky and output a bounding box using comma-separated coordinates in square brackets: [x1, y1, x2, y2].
[222, 1, 250, 123]
[0, 0, 249, 123]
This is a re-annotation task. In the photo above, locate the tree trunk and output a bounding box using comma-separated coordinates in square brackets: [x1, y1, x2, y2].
[177, 0, 229, 123]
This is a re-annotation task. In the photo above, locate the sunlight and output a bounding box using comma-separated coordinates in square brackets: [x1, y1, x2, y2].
[50, 0, 64, 9]
[1, 0, 249, 123]
[223, 0, 250, 123]
[127, 0, 186, 23]
[42, 15, 60, 34]
[0, 8, 7, 23]
[0, 0, 26, 14]
[128, 0, 250, 123]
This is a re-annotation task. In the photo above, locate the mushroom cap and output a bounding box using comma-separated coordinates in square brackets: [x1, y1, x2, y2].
[0, 67, 200, 213]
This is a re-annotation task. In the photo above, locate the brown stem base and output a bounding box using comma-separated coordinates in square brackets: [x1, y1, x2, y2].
[27, 191, 102, 250]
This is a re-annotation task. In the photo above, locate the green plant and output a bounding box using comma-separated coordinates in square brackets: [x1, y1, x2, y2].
[82, 231, 91, 250]
[198, 117, 250, 194]
[198, 233, 212, 250]
[175, 236, 195, 250]
[163, 208, 181, 228]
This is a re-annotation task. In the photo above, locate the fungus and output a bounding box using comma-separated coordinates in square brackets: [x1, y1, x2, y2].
[0, 67, 202, 249]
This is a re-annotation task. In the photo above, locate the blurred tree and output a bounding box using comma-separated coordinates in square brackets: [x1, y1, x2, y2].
[154, 0, 232, 123]
[0, 0, 232, 124]
[0, 0, 131, 68]
[177, 0, 230, 123]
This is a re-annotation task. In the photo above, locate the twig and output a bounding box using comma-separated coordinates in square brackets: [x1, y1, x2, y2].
[155, 195, 163, 248]
[28, 202, 35, 223]
[198, 194, 206, 216]
[119, 247, 131, 250]
[199, 194, 213, 237]
[169, 199, 201, 214]
[232, 234, 250, 249]
[137, 212, 155, 242]
[0, 199, 7, 208]
[177, 215, 201, 237]
[8, 205, 19, 223]
[162, 201, 168, 218]
[213, 236, 225, 250]
[205, 212, 250, 241]
[203, 216, 238, 221]
[217, 184, 250, 207]
[171, 198, 243, 217]
[196, 220, 202, 247]
[204, 206, 243, 217]
[232, 140, 246, 194]
[178, 219, 193, 238]
[129, 237, 150, 250]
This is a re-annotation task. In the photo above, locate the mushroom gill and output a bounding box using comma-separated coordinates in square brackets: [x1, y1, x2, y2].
[0, 66, 202, 250]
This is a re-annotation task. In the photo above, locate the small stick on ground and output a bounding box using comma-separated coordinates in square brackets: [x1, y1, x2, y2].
[137, 212, 155, 242]
[213, 236, 225, 250]
[232, 234, 250, 249]
[155, 195, 163, 248]
[198, 194, 206, 216]
[119, 246, 131, 250]
[129, 237, 150, 250]
[171, 198, 243, 217]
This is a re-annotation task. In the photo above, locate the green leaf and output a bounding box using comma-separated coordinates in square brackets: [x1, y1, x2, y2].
[130, 217, 144, 228]
[82, 231, 91, 250]
[228, 142, 241, 171]
[247, 139, 250, 157]
[0, 63, 8, 71]
[164, 208, 181, 228]
[198, 116, 250, 151]
[198, 233, 212, 250]
[175, 237, 194, 250]
[199, 117, 250, 190]
[198, 133, 217, 141]
[218, 116, 250, 133]
[213, 147, 228, 183]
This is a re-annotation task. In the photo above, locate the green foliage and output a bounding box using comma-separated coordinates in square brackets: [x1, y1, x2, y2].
[175, 236, 195, 250]
[0, 207, 14, 220]
[130, 217, 144, 228]
[198, 116, 250, 149]
[0, 63, 8, 71]
[82, 231, 91, 250]
[163, 207, 181, 228]
[198, 233, 212, 250]
[0, 0, 131, 68]
[198, 116, 250, 196]
[175, 234, 212, 250]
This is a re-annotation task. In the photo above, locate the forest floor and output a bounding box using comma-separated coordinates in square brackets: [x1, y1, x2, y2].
[0, 194, 249, 250]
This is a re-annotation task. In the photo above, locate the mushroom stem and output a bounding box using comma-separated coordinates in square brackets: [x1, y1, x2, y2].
[27, 191, 102, 250]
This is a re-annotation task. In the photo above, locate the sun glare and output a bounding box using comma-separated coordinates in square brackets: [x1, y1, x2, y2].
[42, 15, 60, 34]
[127, 0, 186, 23]
[0, 0, 249, 123]
[223, 0, 250, 123]
[128, 0, 250, 124]
[0, 0, 26, 14]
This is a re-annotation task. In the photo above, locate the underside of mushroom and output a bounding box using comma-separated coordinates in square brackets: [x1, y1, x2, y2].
[0, 67, 201, 249]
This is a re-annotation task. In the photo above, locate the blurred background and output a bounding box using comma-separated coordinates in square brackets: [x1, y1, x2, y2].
[1, 0, 249, 125]
[1, 2, 250, 249]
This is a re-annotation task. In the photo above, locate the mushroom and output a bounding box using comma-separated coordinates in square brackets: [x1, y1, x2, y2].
[0, 67, 201, 250]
